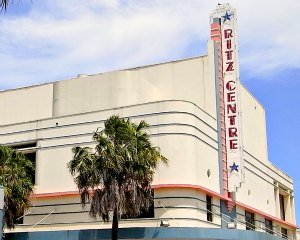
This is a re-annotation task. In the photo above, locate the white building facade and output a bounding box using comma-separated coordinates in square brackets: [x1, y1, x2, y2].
[1, 4, 297, 240]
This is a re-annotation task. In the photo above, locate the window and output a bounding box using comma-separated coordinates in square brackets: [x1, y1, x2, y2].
[206, 195, 213, 222]
[14, 216, 24, 225]
[281, 227, 288, 239]
[245, 211, 255, 230]
[265, 219, 273, 234]
[12, 142, 37, 185]
[279, 194, 285, 221]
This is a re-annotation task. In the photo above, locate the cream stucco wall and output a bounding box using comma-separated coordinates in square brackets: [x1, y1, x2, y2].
[0, 84, 53, 125]
[52, 56, 216, 119]
[240, 85, 268, 163]
[0, 100, 219, 194]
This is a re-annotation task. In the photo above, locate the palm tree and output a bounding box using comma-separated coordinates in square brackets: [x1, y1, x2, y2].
[0, 0, 9, 11]
[0, 145, 35, 229]
[68, 115, 167, 240]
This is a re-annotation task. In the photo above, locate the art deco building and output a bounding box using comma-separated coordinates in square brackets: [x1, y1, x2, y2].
[1, 4, 297, 240]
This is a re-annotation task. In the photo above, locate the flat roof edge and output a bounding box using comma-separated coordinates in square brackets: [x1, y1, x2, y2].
[0, 55, 207, 93]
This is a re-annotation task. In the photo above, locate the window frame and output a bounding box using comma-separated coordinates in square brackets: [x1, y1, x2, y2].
[206, 195, 213, 222]
[265, 218, 273, 234]
[279, 193, 286, 221]
[281, 227, 288, 239]
[245, 210, 255, 230]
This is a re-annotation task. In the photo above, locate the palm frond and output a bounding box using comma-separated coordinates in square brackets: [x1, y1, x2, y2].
[67, 115, 168, 224]
[1, 0, 10, 11]
[0, 145, 34, 229]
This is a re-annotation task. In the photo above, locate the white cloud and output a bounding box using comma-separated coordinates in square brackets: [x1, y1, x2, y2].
[230, 0, 300, 79]
[0, 0, 299, 89]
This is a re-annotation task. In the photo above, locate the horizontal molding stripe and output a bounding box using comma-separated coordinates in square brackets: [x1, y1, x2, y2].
[155, 196, 220, 208]
[16, 216, 220, 228]
[154, 184, 297, 229]
[7, 131, 218, 152]
[155, 206, 221, 217]
[1, 99, 216, 127]
[31, 196, 220, 209]
[0, 100, 216, 135]
[25, 206, 221, 218]
[31, 184, 297, 229]
[243, 150, 293, 185]
[1, 122, 217, 147]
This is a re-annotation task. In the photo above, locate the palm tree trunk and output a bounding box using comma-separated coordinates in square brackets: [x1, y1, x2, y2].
[111, 207, 118, 240]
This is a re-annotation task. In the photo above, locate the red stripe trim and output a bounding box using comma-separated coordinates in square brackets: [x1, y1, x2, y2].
[210, 21, 228, 196]
[31, 184, 297, 229]
[32, 191, 78, 198]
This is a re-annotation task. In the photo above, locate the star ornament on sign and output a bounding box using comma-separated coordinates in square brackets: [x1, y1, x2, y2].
[229, 162, 239, 173]
[222, 11, 233, 23]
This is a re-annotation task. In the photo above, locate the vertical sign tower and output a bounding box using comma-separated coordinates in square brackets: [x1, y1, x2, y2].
[210, 4, 244, 203]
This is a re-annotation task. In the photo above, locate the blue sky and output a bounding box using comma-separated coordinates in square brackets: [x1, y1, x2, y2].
[0, 0, 299, 225]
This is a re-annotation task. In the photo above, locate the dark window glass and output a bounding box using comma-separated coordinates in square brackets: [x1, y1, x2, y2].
[281, 227, 288, 239]
[24, 151, 36, 185]
[265, 219, 273, 234]
[13, 143, 37, 149]
[12, 143, 37, 185]
[279, 194, 285, 221]
[245, 211, 255, 230]
[206, 195, 213, 222]
[14, 216, 24, 225]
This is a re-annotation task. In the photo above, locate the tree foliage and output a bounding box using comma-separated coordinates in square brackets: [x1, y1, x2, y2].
[0, 0, 27, 12]
[0, 0, 10, 11]
[68, 115, 167, 240]
[0, 145, 34, 229]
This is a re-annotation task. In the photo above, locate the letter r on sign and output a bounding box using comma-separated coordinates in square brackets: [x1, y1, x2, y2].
[224, 29, 233, 39]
